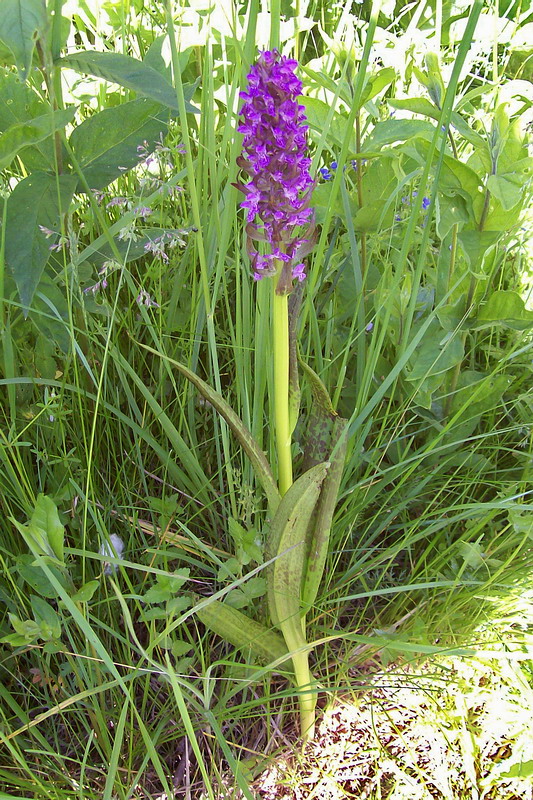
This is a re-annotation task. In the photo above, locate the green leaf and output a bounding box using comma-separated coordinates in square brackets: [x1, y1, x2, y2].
[406, 325, 464, 383]
[17, 554, 67, 598]
[267, 463, 329, 637]
[71, 580, 99, 604]
[58, 50, 199, 114]
[299, 357, 336, 470]
[302, 418, 348, 613]
[29, 273, 71, 354]
[364, 118, 436, 150]
[443, 371, 512, 443]
[388, 97, 440, 119]
[142, 570, 190, 605]
[5, 614, 41, 644]
[69, 99, 168, 190]
[5, 172, 77, 309]
[30, 494, 64, 563]
[486, 173, 524, 211]
[193, 595, 290, 668]
[457, 230, 501, 269]
[31, 596, 61, 640]
[301, 96, 357, 150]
[0, 68, 63, 171]
[0, 108, 75, 170]
[498, 760, 533, 779]
[474, 291, 533, 331]
[361, 67, 395, 105]
[0, 0, 47, 80]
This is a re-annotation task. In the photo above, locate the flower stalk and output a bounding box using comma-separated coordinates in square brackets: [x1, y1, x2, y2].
[237, 49, 318, 739]
[272, 281, 293, 495]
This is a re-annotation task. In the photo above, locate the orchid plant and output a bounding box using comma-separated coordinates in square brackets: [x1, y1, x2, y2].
[147, 51, 347, 741]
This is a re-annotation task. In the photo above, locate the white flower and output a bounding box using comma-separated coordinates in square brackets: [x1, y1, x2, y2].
[99, 534, 125, 574]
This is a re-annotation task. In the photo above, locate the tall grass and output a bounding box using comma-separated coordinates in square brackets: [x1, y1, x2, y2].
[0, 0, 532, 796]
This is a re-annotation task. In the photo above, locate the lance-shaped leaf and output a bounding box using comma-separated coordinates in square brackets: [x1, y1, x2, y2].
[0, 108, 75, 171]
[5, 172, 77, 310]
[192, 595, 291, 668]
[266, 463, 329, 632]
[137, 344, 280, 512]
[302, 416, 347, 614]
[58, 51, 199, 114]
[69, 98, 168, 190]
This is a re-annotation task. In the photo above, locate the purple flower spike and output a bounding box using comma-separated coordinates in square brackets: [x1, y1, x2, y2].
[236, 50, 315, 294]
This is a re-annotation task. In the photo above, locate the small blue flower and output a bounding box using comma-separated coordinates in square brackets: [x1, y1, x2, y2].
[421, 197, 430, 210]
[330, 161, 338, 170]
[320, 167, 332, 180]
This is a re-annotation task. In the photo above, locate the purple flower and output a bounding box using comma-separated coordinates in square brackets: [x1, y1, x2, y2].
[236, 50, 315, 294]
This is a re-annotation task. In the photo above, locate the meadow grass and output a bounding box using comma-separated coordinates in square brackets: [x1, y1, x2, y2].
[0, 0, 532, 797]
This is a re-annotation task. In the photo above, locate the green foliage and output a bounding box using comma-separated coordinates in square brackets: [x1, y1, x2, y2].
[0, 0, 532, 795]
[0, 0, 47, 80]
[58, 50, 199, 114]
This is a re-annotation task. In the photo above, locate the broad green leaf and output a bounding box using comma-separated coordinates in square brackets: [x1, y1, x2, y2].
[138, 345, 280, 512]
[11, 518, 54, 559]
[475, 291, 533, 331]
[0, 108, 75, 170]
[435, 193, 470, 239]
[388, 97, 439, 119]
[17, 554, 67, 598]
[406, 321, 464, 383]
[0, 68, 64, 170]
[58, 50, 199, 114]
[457, 230, 501, 268]
[267, 463, 329, 635]
[487, 173, 525, 211]
[4, 615, 42, 644]
[192, 595, 290, 668]
[69, 98, 168, 190]
[31, 494, 64, 563]
[301, 96, 357, 151]
[5, 172, 77, 309]
[0, 0, 47, 80]
[364, 118, 436, 150]
[353, 156, 397, 232]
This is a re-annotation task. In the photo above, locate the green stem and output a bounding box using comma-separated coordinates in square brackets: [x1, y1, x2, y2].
[293, 651, 315, 741]
[272, 281, 293, 496]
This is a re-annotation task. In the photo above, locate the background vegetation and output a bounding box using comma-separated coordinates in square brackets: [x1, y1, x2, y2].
[0, 0, 532, 797]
